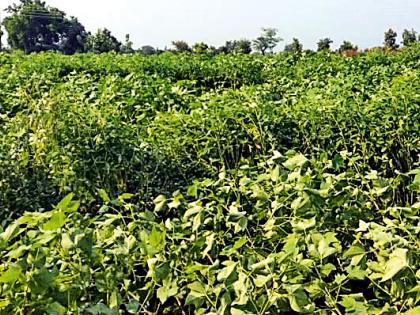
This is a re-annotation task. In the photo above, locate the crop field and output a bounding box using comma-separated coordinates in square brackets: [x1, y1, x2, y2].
[0, 46, 419, 314]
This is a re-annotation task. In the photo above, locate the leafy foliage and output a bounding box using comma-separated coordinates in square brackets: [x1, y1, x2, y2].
[120, 34, 134, 54]
[253, 28, 282, 55]
[139, 45, 157, 55]
[317, 38, 333, 51]
[338, 41, 358, 54]
[402, 29, 418, 47]
[86, 28, 122, 53]
[3, 0, 87, 54]
[219, 40, 253, 54]
[172, 40, 191, 53]
[0, 43, 419, 313]
[384, 28, 399, 50]
[284, 38, 303, 54]
[0, 152, 418, 313]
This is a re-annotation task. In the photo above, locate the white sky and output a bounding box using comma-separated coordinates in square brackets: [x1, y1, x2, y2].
[1, 0, 420, 50]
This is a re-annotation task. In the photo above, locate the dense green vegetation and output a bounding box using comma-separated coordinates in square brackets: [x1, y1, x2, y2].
[0, 45, 419, 314]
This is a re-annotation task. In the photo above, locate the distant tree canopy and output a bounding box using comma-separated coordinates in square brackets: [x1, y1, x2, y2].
[192, 42, 209, 54]
[139, 45, 156, 56]
[402, 29, 417, 46]
[218, 41, 235, 54]
[384, 28, 398, 49]
[233, 39, 252, 54]
[253, 28, 282, 55]
[2, 3, 418, 57]
[284, 38, 303, 54]
[86, 28, 121, 53]
[338, 41, 358, 53]
[120, 34, 134, 54]
[172, 40, 191, 53]
[3, 0, 87, 54]
[0, 26, 3, 51]
[218, 39, 252, 54]
[317, 38, 333, 51]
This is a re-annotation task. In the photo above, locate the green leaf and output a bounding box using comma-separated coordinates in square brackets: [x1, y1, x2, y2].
[187, 184, 198, 198]
[186, 290, 205, 308]
[291, 216, 316, 231]
[283, 154, 308, 170]
[402, 306, 420, 315]
[321, 263, 336, 277]
[1, 221, 21, 243]
[332, 154, 344, 170]
[217, 262, 238, 282]
[148, 227, 166, 255]
[192, 213, 202, 232]
[109, 290, 119, 309]
[250, 256, 275, 271]
[61, 233, 73, 251]
[0, 265, 22, 283]
[232, 236, 247, 251]
[347, 267, 366, 280]
[231, 308, 249, 315]
[56, 193, 75, 211]
[157, 287, 169, 303]
[410, 171, 420, 191]
[291, 196, 308, 210]
[45, 302, 67, 315]
[187, 281, 206, 295]
[183, 203, 202, 220]
[153, 195, 167, 212]
[287, 287, 312, 313]
[381, 248, 408, 282]
[98, 189, 111, 203]
[42, 211, 67, 231]
[86, 303, 116, 315]
[344, 244, 366, 257]
[6, 244, 31, 259]
[283, 234, 300, 254]
[340, 295, 368, 314]
[317, 236, 338, 260]
[254, 274, 272, 287]
[0, 300, 10, 309]
[271, 165, 280, 182]
[118, 193, 134, 201]
[157, 285, 178, 304]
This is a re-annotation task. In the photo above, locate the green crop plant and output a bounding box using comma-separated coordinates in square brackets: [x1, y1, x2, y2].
[0, 44, 419, 313]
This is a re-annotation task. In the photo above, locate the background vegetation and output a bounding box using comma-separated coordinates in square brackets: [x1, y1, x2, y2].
[0, 0, 419, 314]
[1, 0, 419, 55]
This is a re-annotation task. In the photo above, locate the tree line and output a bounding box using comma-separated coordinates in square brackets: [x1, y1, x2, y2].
[1, 0, 419, 55]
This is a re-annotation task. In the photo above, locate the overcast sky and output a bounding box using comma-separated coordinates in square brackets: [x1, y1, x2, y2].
[2, 0, 420, 50]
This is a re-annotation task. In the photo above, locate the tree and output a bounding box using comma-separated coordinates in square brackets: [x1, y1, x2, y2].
[172, 40, 191, 53]
[3, 0, 87, 54]
[284, 38, 303, 53]
[218, 41, 235, 54]
[402, 29, 417, 46]
[139, 45, 156, 56]
[59, 17, 87, 54]
[120, 34, 134, 53]
[384, 28, 398, 49]
[218, 39, 252, 54]
[208, 46, 218, 55]
[192, 42, 209, 54]
[253, 28, 282, 55]
[0, 26, 3, 51]
[317, 38, 333, 51]
[234, 39, 252, 54]
[338, 41, 358, 54]
[85, 28, 121, 53]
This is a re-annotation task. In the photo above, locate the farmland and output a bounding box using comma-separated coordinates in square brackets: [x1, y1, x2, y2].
[0, 46, 419, 314]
